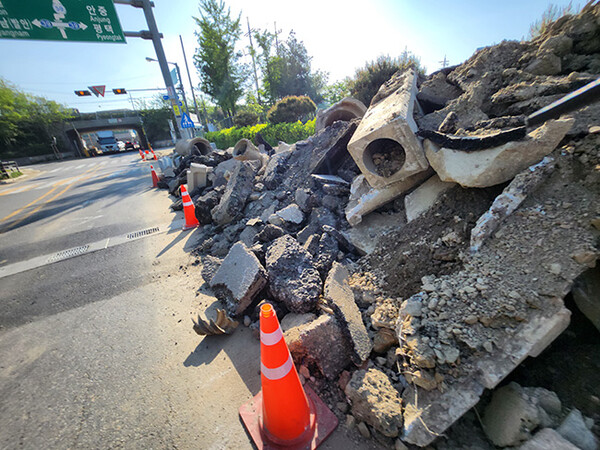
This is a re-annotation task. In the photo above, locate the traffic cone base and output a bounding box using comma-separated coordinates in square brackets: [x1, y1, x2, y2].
[180, 184, 199, 230]
[239, 385, 337, 450]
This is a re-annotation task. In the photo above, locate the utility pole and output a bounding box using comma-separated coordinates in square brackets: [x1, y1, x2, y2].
[173, 62, 190, 116]
[439, 55, 449, 68]
[246, 17, 261, 104]
[179, 34, 207, 130]
[115, 0, 190, 139]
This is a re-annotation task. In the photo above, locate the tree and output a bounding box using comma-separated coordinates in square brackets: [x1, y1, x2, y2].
[528, 2, 577, 39]
[193, 0, 245, 119]
[254, 30, 327, 105]
[322, 78, 352, 105]
[0, 78, 74, 158]
[350, 52, 424, 106]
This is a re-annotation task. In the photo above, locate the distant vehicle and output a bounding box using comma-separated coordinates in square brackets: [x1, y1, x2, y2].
[96, 131, 126, 153]
[124, 141, 140, 151]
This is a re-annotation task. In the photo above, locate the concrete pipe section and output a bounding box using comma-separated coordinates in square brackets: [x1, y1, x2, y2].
[233, 138, 269, 167]
[175, 137, 213, 157]
[347, 69, 429, 189]
[315, 97, 367, 133]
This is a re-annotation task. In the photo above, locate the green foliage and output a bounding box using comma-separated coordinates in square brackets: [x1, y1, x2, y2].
[138, 107, 176, 143]
[266, 96, 316, 124]
[528, 2, 578, 39]
[322, 78, 352, 105]
[1, 170, 22, 180]
[205, 119, 315, 149]
[0, 78, 74, 158]
[233, 109, 259, 127]
[350, 52, 424, 106]
[254, 30, 328, 105]
[193, 0, 245, 118]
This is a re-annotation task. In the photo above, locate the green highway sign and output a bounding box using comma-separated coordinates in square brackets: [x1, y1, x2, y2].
[0, 0, 125, 43]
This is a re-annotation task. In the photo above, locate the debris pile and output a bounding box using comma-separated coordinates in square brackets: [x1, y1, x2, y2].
[157, 3, 599, 448]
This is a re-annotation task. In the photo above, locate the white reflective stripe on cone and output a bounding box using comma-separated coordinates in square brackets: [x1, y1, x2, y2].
[261, 354, 293, 380]
[183, 201, 194, 207]
[260, 327, 283, 346]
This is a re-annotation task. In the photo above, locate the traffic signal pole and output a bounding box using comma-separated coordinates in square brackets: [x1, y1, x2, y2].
[114, 0, 190, 139]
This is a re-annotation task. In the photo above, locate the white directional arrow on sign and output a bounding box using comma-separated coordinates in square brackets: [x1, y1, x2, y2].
[32, 19, 41, 28]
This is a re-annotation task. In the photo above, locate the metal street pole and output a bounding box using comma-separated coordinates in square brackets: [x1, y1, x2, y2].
[138, 0, 189, 139]
[179, 34, 206, 130]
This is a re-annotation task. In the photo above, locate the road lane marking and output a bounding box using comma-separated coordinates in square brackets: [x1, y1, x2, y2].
[0, 183, 42, 197]
[47, 168, 61, 173]
[0, 219, 186, 279]
[0, 186, 61, 224]
[0, 166, 101, 229]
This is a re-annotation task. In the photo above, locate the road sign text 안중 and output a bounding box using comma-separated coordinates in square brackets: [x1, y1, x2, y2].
[180, 112, 194, 129]
[0, 0, 125, 43]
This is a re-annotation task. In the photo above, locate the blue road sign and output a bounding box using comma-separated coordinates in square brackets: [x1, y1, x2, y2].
[180, 112, 194, 129]
[162, 95, 169, 101]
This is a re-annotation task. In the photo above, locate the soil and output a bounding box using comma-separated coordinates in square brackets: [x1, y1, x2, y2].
[367, 139, 407, 178]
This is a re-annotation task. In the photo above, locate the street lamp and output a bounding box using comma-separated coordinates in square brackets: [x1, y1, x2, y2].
[146, 57, 190, 116]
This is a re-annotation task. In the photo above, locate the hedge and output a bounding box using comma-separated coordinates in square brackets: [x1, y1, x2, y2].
[205, 119, 316, 150]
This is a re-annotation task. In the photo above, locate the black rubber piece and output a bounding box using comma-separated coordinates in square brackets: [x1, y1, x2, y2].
[417, 127, 527, 151]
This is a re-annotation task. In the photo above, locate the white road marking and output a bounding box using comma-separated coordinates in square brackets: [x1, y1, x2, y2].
[73, 164, 86, 169]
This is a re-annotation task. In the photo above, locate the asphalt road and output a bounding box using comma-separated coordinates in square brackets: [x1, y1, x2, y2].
[0, 153, 379, 449]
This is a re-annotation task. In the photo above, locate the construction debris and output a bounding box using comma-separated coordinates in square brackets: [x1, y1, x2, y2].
[155, 4, 600, 448]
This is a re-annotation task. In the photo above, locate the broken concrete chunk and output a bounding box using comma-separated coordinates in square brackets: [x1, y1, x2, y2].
[324, 263, 372, 364]
[371, 300, 399, 329]
[557, 409, 598, 450]
[254, 224, 285, 244]
[210, 242, 267, 316]
[315, 97, 367, 133]
[404, 174, 456, 222]
[200, 255, 222, 284]
[285, 314, 352, 380]
[275, 203, 304, 225]
[348, 69, 430, 189]
[346, 171, 432, 226]
[344, 368, 403, 438]
[470, 156, 556, 252]
[211, 161, 257, 225]
[482, 382, 542, 447]
[519, 428, 579, 450]
[316, 232, 338, 278]
[525, 52, 562, 76]
[417, 72, 463, 112]
[262, 149, 292, 189]
[233, 138, 269, 168]
[372, 328, 398, 354]
[280, 313, 316, 332]
[424, 118, 574, 188]
[266, 235, 322, 313]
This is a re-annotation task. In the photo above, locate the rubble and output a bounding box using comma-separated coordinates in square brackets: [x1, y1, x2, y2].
[315, 97, 367, 133]
[344, 368, 404, 438]
[211, 161, 258, 225]
[324, 263, 372, 364]
[285, 314, 352, 380]
[557, 408, 598, 450]
[209, 242, 267, 316]
[404, 174, 456, 222]
[265, 235, 322, 313]
[572, 266, 600, 331]
[232, 138, 269, 168]
[423, 118, 574, 188]
[519, 428, 579, 450]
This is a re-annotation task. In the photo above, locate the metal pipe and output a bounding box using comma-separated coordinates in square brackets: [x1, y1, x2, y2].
[179, 34, 205, 129]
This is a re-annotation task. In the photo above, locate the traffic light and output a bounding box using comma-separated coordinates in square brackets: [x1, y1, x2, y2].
[113, 88, 127, 95]
[74, 90, 92, 96]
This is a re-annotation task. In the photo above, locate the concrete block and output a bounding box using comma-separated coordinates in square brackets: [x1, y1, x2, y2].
[557, 409, 598, 450]
[346, 171, 432, 226]
[186, 163, 212, 193]
[347, 69, 429, 189]
[285, 314, 352, 380]
[315, 97, 367, 133]
[233, 138, 269, 168]
[280, 313, 316, 332]
[210, 242, 267, 316]
[424, 118, 574, 188]
[324, 262, 372, 364]
[404, 174, 456, 222]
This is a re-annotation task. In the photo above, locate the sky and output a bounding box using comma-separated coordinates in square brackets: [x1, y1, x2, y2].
[0, 0, 578, 113]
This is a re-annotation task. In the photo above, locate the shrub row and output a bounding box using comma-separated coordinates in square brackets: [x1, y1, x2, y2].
[205, 119, 315, 150]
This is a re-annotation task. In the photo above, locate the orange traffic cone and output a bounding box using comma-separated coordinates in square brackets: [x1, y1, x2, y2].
[144, 150, 151, 160]
[150, 165, 159, 188]
[239, 303, 338, 449]
[180, 184, 199, 230]
[151, 149, 158, 160]
[139, 149, 145, 161]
